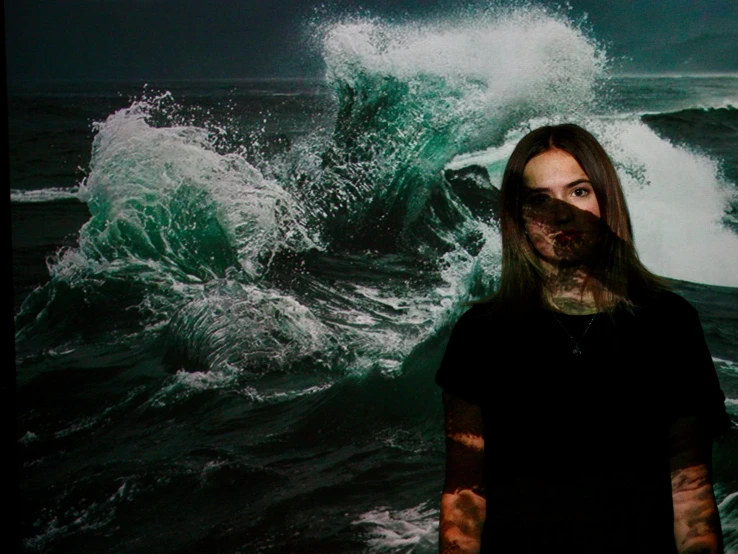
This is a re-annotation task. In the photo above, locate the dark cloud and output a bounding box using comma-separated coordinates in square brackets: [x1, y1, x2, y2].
[5, 0, 737, 82]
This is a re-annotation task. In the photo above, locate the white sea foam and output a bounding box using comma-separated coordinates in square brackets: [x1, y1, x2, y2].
[598, 119, 738, 287]
[77, 93, 320, 282]
[19, 431, 39, 444]
[167, 281, 331, 373]
[714, 357, 738, 374]
[242, 383, 334, 403]
[353, 503, 439, 553]
[321, 8, 605, 119]
[150, 368, 240, 406]
[24, 479, 135, 552]
[54, 416, 99, 438]
[11, 187, 81, 203]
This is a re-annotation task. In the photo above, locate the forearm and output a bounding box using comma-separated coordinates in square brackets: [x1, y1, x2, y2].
[439, 490, 486, 554]
[672, 465, 723, 554]
[440, 392, 486, 553]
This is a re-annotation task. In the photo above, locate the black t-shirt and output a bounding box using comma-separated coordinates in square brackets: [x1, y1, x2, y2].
[436, 291, 730, 553]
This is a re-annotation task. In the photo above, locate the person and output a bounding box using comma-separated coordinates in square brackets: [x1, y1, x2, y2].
[436, 124, 730, 553]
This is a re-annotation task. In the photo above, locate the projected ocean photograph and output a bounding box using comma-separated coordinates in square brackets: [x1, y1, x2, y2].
[10, 1, 738, 552]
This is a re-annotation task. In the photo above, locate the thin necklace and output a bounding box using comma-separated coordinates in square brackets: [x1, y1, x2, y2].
[551, 312, 597, 356]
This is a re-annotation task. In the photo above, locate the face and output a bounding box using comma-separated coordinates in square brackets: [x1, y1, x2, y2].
[521, 149, 602, 266]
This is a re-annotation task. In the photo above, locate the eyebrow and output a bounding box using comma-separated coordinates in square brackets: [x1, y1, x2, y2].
[524, 179, 592, 193]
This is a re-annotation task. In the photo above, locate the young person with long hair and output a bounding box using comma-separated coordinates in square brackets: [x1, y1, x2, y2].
[436, 124, 730, 553]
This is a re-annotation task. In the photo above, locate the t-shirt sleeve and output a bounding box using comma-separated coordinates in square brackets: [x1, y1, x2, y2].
[662, 295, 731, 438]
[435, 307, 486, 406]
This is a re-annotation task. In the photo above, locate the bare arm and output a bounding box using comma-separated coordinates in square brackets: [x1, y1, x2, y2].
[670, 416, 723, 554]
[440, 392, 486, 554]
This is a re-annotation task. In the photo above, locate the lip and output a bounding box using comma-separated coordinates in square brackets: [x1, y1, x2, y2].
[555, 231, 583, 244]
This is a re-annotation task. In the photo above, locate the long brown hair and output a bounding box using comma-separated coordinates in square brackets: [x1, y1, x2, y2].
[491, 123, 667, 313]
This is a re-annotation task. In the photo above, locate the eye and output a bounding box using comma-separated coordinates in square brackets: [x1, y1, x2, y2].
[525, 193, 549, 206]
[571, 187, 590, 198]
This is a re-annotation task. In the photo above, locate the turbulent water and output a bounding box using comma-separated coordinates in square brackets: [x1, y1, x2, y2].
[12, 7, 738, 553]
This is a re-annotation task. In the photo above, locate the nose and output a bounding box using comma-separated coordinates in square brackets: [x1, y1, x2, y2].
[552, 199, 575, 223]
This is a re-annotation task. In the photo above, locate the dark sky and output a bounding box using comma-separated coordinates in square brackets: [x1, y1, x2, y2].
[5, 0, 738, 82]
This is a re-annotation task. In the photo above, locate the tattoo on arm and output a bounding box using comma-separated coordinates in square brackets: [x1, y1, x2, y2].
[669, 417, 723, 554]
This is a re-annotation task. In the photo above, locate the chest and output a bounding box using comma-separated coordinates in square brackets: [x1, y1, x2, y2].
[478, 312, 673, 470]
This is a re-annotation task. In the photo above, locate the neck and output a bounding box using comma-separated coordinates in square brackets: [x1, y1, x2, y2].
[542, 264, 599, 315]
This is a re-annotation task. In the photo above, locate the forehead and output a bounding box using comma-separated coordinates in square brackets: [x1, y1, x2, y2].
[522, 149, 588, 188]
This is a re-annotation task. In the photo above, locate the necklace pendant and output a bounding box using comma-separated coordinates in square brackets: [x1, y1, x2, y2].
[551, 312, 596, 358]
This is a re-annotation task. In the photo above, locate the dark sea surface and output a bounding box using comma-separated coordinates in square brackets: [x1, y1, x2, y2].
[12, 12, 738, 554]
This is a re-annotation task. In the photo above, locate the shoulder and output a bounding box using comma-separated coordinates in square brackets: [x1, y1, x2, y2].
[441, 302, 510, 361]
[614, 291, 703, 348]
[651, 290, 696, 311]
[635, 290, 698, 320]
[450, 300, 513, 334]
[456, 301, 498, 323]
